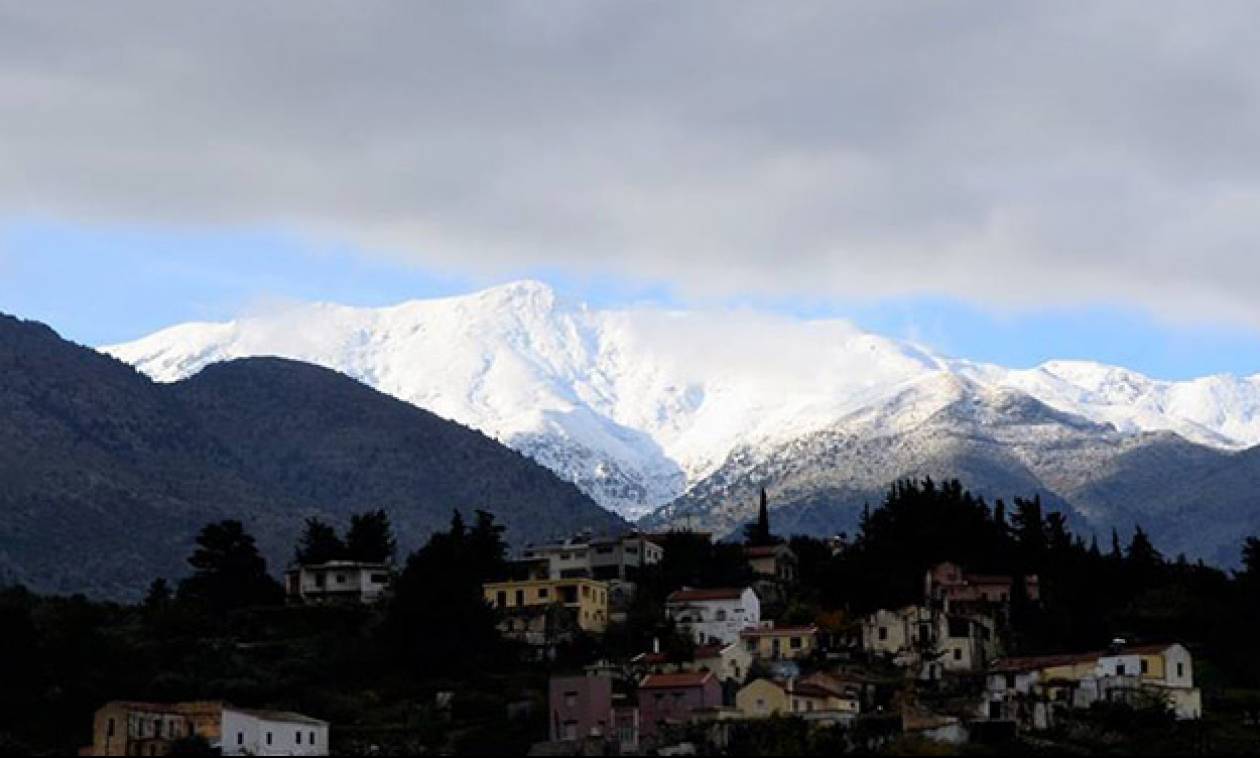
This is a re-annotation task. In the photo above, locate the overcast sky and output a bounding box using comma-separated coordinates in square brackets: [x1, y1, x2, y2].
[3, 2, 1260, 376]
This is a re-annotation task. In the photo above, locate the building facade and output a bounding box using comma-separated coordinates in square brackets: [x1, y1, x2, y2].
[745, 544, 798, 583]
[484, 577, 610, 633]
[637, 671, 722, 743]
[85, 701, 327, 757]
[284, 560, 392, 604]
[220, 708, 329, 756]
[519, 533, 664, 581]
[548, 673, 614, 742]
[665, 587, 760, 645]
[741, 624, 819, 661]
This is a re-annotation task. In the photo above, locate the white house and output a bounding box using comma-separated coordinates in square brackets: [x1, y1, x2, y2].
[1091, 643, 1201, 719]
[519, 533, 665, 581]
[221, 707, 330, 756]
[980, 642, 1203, 731]
[284, 560, 392, 604]
[665, 587, 760, 645]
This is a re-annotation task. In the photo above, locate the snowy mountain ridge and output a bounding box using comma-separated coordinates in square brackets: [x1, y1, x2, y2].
[103, 280, 1260, 519]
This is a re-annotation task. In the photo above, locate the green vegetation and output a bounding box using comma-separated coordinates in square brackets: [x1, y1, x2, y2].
[2, 478, 1260, 754]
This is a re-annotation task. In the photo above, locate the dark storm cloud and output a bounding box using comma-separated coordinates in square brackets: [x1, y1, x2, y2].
[3, 2, 1260, 323]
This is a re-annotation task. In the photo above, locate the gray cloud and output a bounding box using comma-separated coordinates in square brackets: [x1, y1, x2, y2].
[3, 2, 1260, 324]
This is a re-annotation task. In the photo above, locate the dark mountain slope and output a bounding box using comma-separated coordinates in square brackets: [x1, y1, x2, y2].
[170, 357, 623, 557]
[0, 314, 622, 598]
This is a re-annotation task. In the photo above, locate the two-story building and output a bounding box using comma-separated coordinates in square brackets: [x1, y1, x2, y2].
[980, 642, 1202, 730]
[741, 624, 819, 661]
[519, 533, 664, 581]
[84, 701, 328, 756]
[666, 587, 760, 646]
[637, 671, 722, 744]
[735, 677, 860, 720]
[484, 577, 610, 638]
[284, 560, 392, 605]
[745, 544, 798, 583]
[862, 604, 998, 679]
[925, 561, 1039, 615]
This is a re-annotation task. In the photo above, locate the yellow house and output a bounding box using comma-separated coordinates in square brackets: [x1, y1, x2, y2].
[736, 677, 860, 718]
[740, 624, 818, 660]
[483, 577, 609, 632]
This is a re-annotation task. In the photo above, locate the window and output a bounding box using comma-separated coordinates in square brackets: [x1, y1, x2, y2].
[1116, 663, 1126, 676]
[790, 636, 802, 649]
[237, 732, 244, 745]
[565, 691, 578, 708]
[538, 587, 549, 599]
[310, 731, 316, 745]
[335, 573, 347, 583]
[1140, 659, 1149, 675]
[107, 718, 115, 738]
[297, 731, 303, 745]
[1005, 673, 1016, 689]
[953, 648, 962, 661]
[155, 720, 162, 738]
[515, 589, 525, 605]
[878, 626, 888, 641]
[496, 590, 507, 607]
[266, 732, 273, 746]
[715, 609, 726, 621]
[1177, 662, 1185, 678]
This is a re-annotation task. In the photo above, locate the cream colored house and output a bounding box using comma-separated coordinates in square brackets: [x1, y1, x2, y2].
[741, 624, 818, 661]
[736, 677, 860, 719]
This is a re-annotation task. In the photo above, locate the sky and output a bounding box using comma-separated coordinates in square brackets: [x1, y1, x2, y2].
[3, 2, 1260, 379]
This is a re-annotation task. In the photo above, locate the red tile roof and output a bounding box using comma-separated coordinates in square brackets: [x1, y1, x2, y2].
[636, 643, 727, 666]
[740, 625, 817, 637]
[667, 587, 746, 602]
[990, 642, 1181, 673]
[990, 652, 1101, 673]
[639, 671, 715, 689]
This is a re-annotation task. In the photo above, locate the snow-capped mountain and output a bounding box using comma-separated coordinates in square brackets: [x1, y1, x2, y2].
[103, 281, 1260, 526]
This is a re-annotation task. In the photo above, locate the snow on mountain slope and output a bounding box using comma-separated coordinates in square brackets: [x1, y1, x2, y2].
[103, 281, 1260, 518]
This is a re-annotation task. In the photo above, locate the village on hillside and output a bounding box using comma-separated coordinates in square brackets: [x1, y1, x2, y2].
[59, 481, 1260, 757]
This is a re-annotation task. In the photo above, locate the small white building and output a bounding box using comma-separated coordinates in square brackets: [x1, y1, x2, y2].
[285, 560, 392, 604]
[221, 707, 329, 756]
[665, 587, 760, 646]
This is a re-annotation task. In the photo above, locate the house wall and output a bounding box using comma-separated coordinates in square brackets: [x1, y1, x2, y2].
[666, 590, 760, 645]
[484, 578, 609, 632]
[548, 675, 613, 741]
[221, 709, 328, 757]
[735, 679, 788, 718]
[696, 643, 752, 683]
[744, 630, 817, 661]
[639, 679, 721, 741]
[1160, 645, 1194, 688]
[291, 563, 391, 603]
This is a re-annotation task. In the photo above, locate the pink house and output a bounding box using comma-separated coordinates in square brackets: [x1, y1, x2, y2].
[637, 671, 721, 742]
[549, 673, 614, 741]
[926, 561, 1040, 611]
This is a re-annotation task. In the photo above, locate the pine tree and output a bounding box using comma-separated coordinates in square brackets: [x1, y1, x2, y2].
[345, 510, 396, 563]
[177, 520, 282, 610]
[294, 517, 345, 564]
[743, 487, 775, 546]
